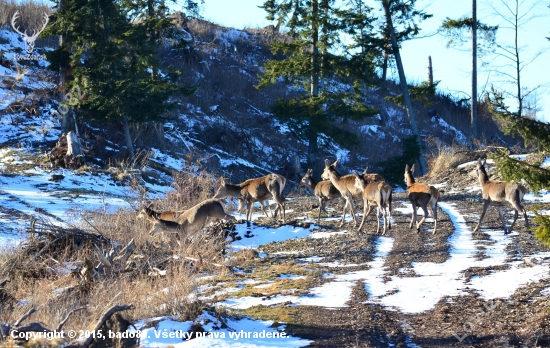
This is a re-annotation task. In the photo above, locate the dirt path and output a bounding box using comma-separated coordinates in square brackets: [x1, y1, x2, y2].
[217, 188, 550, 347]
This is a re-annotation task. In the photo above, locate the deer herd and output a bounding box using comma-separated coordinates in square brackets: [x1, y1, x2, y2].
[138, 158, 530, 239]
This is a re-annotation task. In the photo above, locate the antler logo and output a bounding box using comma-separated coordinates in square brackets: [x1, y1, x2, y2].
[11, 11, 49, 54]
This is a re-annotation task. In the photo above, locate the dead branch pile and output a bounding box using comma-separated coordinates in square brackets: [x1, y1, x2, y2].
[0, 304, 134, 348]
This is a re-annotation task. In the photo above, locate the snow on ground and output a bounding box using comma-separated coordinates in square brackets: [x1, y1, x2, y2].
[218, 200, 550, 315]
[132, 311, 310, 347]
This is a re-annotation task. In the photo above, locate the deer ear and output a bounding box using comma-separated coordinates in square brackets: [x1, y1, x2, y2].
[353, 170, 359, 177]
[363, 167, 368, 175]
[411, 164, 416, 173]
[325, 159, 330, 167]
[405, 164, 409, 171]
[307, 168, 312, 174]
[333, 158, 339, 166]
[481, 159, 486, 166]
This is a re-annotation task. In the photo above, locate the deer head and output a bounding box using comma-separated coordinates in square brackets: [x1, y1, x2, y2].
[11, 11, 49, 54]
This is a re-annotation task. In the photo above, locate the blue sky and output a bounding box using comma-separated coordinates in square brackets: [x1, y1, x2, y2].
[197, 0, 550, 123]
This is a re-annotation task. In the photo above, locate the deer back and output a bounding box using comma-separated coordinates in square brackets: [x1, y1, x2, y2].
[315, 180, 341, 200]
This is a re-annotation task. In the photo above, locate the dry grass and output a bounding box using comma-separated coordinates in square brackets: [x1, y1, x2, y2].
[426, 139, 476, 177]
[0, 166, 234, 341]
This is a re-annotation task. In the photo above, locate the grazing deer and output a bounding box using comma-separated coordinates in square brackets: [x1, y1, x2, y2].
[473, 159, 529, 234]
[138, 205, 184, 235]
[214, 174, 286, 223]
[139, 199, 235, 236]
[321, 159, 363, 227]
[404, 164, 440, 234]
[353, 171, 393, 234]
[301, 169, 342, 224]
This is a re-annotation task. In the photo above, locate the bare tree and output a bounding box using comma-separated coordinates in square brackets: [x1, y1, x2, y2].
[487, 0, 548, 116]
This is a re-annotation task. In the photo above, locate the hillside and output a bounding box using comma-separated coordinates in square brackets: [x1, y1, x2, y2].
[1, 12, 549, 348]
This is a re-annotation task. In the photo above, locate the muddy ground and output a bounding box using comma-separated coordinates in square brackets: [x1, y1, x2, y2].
[218, 173, 550, 348]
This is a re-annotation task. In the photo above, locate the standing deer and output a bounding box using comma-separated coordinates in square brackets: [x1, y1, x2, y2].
[301, 169, 342, 224]
[214, 174, 286, 223]
[473, 159, 529, 234]
[321, 159, 362, 227]
[404, 164, 440, 234]
[362, 167, 385, 184]
[353, 171, 393, 234]
[138, 199, 235, 236]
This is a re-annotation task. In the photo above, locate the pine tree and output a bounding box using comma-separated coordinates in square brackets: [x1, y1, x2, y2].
[258, 0, 378, 169]
[43, 0, 195, 158]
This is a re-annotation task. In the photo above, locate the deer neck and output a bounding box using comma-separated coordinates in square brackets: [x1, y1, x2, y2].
[216, 183, 242, 199]
[478, 169, 490, 187]
[406, 173, 415, 188]
[305, 176, 317, 190]
[326, 170, 343, 190]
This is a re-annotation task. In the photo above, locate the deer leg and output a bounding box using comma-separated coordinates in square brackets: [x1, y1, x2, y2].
[431, 201, 438, 234]
[348, 196, 359, 227]
[497, 206, 508, 234]
[510, 200, 529, 230]
[357, 201, 373, 232]
[259, 200, 271, 218]
[416, 205, 429, 232]
[317, 198, 323, 225]
[381, 204, 388, 235]
[409, 202, 417, 230]
[473, 200, 491, 232]
[376, 205, 381, 234]
[340, 196, 351, 227]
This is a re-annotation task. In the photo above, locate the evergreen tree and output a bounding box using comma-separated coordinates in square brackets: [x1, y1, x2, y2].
[258, 0, 378, 169]
[43, 0, 195, 158]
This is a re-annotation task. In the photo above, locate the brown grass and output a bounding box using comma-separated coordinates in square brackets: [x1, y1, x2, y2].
[0, 166, 234, 339]
[426, 139, 476, 177]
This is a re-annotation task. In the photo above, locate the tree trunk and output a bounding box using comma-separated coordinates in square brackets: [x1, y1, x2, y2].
[307, 0, 319, 169]
[513, 0, 521, 116]
[428, 55, 433, 88]
[58, 0, 70, 133]
[382, 0, 427, 175]
[122, 116, 135, 159]
[471, 0, 478, 138]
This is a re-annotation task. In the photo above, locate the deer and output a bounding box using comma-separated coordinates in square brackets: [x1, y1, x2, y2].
[472, 159, 529, 234]
[404, 164, 440, 234]
[301, 168, 342, 224]
[321, 159, 363, 227]
[362, 167, 385, 184]
[353, 171, 393, 235]
[11, 11, 49, 54]
[214, 174, 286, 223]
[137, 205, 185, 235]
[139, 199, 235, 236]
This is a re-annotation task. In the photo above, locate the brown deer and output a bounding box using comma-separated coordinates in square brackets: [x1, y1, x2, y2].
[404, 164, 440, 234]
[321, 159, 363, 227]
[214, 174, 286, 223]
[362, 167, 385, 184]
[473, 159, 529, 234]
[353, 171, 393, 234]
[137, 205, 184, 235]
[301, 169, 342, 224]
[139, 199, 235, 236]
